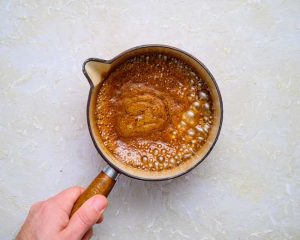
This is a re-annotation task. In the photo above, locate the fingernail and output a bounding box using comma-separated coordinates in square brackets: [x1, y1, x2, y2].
[91, 196, 106, 213]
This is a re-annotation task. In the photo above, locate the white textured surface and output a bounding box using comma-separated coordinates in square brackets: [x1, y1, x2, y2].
[0, 1, 300, 239]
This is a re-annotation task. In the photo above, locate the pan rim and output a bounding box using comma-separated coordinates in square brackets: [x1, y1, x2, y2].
[83, 44, 223, 181]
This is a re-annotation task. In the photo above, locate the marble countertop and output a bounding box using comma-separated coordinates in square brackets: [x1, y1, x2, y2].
[0, 1, 299, 239]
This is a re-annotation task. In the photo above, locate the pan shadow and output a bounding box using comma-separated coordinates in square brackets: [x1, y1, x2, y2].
[106, 154, 215, 218]
[92, 142, 223, 240]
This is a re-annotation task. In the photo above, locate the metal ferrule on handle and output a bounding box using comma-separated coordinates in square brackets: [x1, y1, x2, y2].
[103, 165, 119, 179]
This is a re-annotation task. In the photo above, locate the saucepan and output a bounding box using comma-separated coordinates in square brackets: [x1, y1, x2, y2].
[71, 45, 223, 215]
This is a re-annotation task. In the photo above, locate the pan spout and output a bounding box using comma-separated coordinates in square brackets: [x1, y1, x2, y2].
[83, 58, 111, 87]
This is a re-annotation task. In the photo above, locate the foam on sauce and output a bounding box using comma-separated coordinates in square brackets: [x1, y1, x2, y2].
[95, 54, 213, 171]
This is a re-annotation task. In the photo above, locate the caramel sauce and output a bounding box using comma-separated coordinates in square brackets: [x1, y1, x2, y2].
[95, 54, 213, 171]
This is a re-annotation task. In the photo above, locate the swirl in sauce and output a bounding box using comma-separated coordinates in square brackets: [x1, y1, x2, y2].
[95, 54, 213, 171]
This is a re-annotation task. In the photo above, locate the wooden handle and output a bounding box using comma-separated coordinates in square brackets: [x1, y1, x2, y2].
[71, 171, 116, 216]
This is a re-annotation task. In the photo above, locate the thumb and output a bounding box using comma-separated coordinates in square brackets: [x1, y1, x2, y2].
[63, 195, 108, 240]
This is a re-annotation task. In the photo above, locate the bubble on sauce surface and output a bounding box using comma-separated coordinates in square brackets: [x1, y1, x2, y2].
[153, 148, 159, 155]
[141, 155, 148, 163]
[192, 101, 201, 109]
[204, 102, 210, 110]
[178, 121, 187, 130]
[183, 153, 192, 160]
[185, 110, 195, 118]
[170, 158, 175, 165]
[199, 91, 208, 100]
[195, 125, 204, 133]
[158, 156, 164, 162]
[204, 124, 210, 132]
[187, 128, 196, 137]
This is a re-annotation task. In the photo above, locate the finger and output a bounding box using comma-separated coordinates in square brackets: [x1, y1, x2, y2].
[49, 186, 84, 215]
[82, 229, 93, 240]
[63, 195, 107, 240]
[96, 215, 104, 224]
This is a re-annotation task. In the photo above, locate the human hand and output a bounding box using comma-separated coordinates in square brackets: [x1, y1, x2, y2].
[16, 187, 108, 240]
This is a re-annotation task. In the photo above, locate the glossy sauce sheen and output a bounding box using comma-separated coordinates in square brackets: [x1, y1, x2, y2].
[95, 54, 213, 171]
